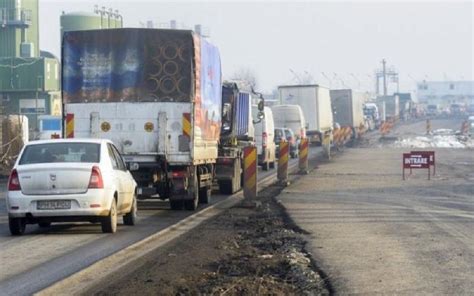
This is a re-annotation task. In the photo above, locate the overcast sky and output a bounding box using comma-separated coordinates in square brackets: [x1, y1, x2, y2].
[39, 0, 473, 93]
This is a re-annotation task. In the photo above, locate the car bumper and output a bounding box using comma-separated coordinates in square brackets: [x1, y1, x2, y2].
[6, 189, 113, 218]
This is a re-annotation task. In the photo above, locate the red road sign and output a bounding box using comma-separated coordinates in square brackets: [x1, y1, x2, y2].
[403, 152, 432, 180]
[411, 150, 436, 175]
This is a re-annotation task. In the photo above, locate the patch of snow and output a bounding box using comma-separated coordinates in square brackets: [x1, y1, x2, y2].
[393, 135, 474, 149]
[432, 129, 454, 136]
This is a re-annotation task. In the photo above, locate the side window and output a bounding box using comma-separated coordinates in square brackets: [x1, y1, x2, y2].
[107, 144, 119, 170]
[112, 145, 126, 171]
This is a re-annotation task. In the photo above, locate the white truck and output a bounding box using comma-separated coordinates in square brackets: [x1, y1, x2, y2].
[278, 84, 334, 145]
[330, 89, 366, 137]
[62, 28, 222, 211]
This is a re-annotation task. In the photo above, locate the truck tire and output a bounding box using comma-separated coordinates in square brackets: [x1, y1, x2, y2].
[199, 186, 211, 204]
[170, 199, 183, 210]
[219, 180, 233, 195]
[123, 195, 137, 226]
[101, 199, 117, 233]
[38, 222, 51, 228]
[184, 172, 199, 211]
[9, 217, 26, 236]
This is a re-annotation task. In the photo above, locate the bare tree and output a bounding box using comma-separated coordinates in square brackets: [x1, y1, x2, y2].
[229, 67, 258, 91]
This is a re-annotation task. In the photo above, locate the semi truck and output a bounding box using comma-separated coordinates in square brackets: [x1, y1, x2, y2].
[278, 84, 333, 145]
[330, 89, 366, 137]
[215, 81, 264, 194]
[62, 28, 222, 211]
[215, 82, 260, 194]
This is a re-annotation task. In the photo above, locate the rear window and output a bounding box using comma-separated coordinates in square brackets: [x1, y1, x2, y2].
[19, 143, 100, 165]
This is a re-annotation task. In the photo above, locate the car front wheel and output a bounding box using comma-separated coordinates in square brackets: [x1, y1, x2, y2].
[101, 199, 118, 233]
[9, 217, 26, 236]
[123, 195, 137, 226]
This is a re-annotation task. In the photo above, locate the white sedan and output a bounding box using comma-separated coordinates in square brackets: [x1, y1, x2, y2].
[6, 139, 137, 235]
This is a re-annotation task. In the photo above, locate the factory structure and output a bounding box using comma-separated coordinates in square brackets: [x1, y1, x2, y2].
[0, 0, 122, 138]
[416, 81, 474, 107]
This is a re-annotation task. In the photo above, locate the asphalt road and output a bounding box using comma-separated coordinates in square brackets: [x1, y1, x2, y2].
[278, 120, 474, 294]
[0, 149, 316, 295]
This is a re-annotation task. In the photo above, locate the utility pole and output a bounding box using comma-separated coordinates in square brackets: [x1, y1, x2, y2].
[375, 59, 398, 96]
[382, 59, 387, 96]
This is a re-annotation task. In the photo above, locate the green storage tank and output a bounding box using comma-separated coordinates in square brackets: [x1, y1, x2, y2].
[60, 12, 103, 40]
[60, 11, 123, 40]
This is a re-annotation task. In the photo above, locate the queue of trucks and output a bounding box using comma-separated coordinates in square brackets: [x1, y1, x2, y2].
[40, 27, 395, 211]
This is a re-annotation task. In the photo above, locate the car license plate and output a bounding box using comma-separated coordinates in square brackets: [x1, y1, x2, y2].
[37, 200, 71, 210]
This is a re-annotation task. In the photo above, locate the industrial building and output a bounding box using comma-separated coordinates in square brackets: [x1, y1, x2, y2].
[0, 0, 123, 139]
[0, 0, 60, 137]
[417, 81, 474, 107]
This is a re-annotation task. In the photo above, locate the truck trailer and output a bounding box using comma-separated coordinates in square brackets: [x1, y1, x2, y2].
[330, 89, 366, 137]
[62, 28, 222, 211]
[278, 84, 333, 145]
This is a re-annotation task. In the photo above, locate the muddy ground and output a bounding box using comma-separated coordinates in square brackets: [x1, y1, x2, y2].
[90, 170, 330, 296]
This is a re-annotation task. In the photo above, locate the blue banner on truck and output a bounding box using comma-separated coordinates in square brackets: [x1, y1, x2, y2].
[62, 29, 194, 103]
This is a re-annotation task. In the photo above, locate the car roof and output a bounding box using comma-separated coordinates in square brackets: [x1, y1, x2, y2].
[25, 138, 112, 146]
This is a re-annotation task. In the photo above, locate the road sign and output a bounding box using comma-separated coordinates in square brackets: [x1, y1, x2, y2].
[411, 150, 435, 175]
[403, 152, 431, 180]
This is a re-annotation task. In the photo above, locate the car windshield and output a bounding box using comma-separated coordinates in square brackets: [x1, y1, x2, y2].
[19, 143, 100, 165]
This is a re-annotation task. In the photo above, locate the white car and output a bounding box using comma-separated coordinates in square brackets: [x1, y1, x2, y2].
[6, 139, 137, 235]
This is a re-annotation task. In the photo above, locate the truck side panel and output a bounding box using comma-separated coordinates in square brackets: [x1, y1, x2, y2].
[316, 87, 333, 132]
[64, 102, 194, 164]
[279, 85, 333, 133]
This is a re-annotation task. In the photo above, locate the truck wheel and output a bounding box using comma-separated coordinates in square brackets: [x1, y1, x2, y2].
[101, 199, 117, 233]
[184, 192, 198, 210]
[199, 186, 211, 204]
[184, 173, 199, 211]
[123, 195, 137, 226]
[9, 217, 26, 236]
[170, 199, 183, 210]
[38, 222, 51, 228]
[219, 180, 233, 195]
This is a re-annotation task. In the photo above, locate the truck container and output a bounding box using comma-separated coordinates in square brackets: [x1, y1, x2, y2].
[62, 28, 221, 210]
[376, 95, 399, 121]
[278, 84, 333, 144]
[330, 89, 365, 136]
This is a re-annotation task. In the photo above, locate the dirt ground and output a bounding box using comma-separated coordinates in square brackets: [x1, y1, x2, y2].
[277, 119, 474, 294]
[90, 178, 329, 296]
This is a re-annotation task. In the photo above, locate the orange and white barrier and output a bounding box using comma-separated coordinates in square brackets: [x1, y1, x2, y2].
[379, 120, 394, 136]
[461, 120, 469, 135]
[299, 138, 309, 174]
[65, 113, 74, 138]
[277, 140, 289, 186]
[243, 146, 257, 199]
